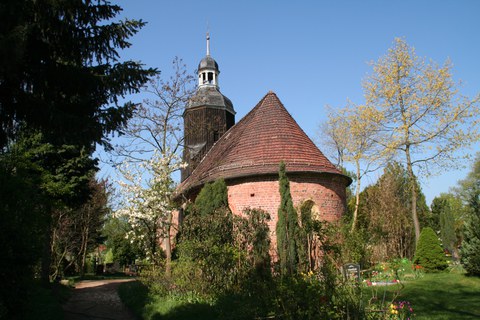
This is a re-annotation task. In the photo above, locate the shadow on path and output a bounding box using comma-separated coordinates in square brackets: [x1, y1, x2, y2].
[63, 279, 137, 320]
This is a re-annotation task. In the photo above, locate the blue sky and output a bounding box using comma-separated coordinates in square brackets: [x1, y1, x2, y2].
[104, 0, 480, 205]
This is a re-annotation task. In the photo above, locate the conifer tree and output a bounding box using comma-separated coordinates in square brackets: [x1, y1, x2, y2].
[0, 0, 156, 149]
[194, 179, 229, 215]
[414, 227, 448, 272]
[276, 161, 300, 276]
[458, 154, 480, 275]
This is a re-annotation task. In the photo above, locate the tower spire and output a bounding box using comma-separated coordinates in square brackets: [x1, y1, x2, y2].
[206, 32, 210, 56]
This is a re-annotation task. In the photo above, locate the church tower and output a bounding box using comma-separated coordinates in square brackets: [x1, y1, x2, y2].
[181, 34, 235, 181]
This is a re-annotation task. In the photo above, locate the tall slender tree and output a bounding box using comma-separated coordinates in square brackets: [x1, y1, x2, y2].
[276, 161, 300, 276]
[457, 154, 480, 275]
[363, 38, 479, 243]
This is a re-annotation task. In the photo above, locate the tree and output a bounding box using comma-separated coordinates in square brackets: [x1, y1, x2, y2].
[357, 162, 428, 260]
[116, 150, 184, 270]
[457, 154, 480, 275]
[363, 38, 480, 244]
[108, 57, 194, 165]
[0, 129, 99, 317]
[276, 162, 300, 276]
[8, 130, 97, 283]
[51, 177, 110, 279]
[194, 179, 229, 215]
[0, 1, 154, 316]
[112, 58, 193, 275]
[322, 103, 385, 232]
[0, 0, 156, 149]
[414, 227, 448, 272]
[103, 216, 143, 268]
[430, 193, 465, 260]
[0, 143, 47, 317]
[175, 179, 236, 296]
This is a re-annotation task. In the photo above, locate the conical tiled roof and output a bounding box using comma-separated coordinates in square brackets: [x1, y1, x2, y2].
[177, 91, 347, 194]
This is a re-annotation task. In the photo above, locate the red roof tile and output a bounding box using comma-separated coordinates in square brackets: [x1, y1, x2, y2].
[177, 91, 347, 194]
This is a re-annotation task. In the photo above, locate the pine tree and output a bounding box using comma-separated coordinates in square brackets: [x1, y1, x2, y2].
[276, 161, 300, 276]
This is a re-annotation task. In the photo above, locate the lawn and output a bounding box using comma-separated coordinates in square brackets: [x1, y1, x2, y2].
[120, 272, 480, 319]
[365, 272, 480, 319]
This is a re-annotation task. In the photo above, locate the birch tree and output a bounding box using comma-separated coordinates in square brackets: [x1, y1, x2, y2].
[363, 38, 480, 243]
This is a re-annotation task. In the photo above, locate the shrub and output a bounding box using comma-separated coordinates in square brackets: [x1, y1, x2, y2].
[414, 227, 448, 272]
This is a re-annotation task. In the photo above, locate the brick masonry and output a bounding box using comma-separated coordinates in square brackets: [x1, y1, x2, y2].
[227, 172, 347, 251]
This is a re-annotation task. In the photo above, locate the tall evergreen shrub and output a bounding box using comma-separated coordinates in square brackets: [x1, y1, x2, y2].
[414, 227, 448, 272]
[194, 179, 229, 215]
[461, 212, 480, 275]
[276, 162, 300, 276]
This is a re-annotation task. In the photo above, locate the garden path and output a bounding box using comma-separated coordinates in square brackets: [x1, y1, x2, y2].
[63, 279, 136, 320]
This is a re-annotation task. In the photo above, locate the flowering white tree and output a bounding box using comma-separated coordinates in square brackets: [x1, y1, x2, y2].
[116, 150, 185, 271]
[111, 57, 194, 275]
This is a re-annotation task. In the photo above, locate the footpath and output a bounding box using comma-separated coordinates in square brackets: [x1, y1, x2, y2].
[63, 279, 137, 320]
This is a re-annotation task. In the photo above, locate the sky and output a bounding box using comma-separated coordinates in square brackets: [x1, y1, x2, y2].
[101, 0, 480, 205]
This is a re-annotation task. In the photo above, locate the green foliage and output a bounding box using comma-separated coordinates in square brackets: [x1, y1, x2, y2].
[461, 212, 480, 275]
[169, 179, 237, 297]
[458, 154, 480, 275]
[0, 151, 47, 318]
[339, 223, 372, 269]
[0, 0, 153, 317]
[430, 193, 465, 259]
[357, 162, 428, 261]
[276, 161, 300, 276]
[193, 179, 228, 215]
[414, 227, 448, 272]
[118, 281, 150, 319]
[0, 0, 156, 149]
[128, 260, 367, 320]
[103, 217, 143, 267]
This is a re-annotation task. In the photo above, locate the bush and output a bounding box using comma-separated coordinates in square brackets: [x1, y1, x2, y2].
[414, 227, 448, 272]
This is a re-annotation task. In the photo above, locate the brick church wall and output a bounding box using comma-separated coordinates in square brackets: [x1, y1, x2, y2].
[226, 172, 347, 252]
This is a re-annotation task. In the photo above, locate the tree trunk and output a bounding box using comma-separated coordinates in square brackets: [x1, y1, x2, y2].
[405, 147, 420, 244]
[80, 225, 89, 277]
[165, 211, 172, 277]
[351, 159, 361, 232]
[41, 207, 53, 285]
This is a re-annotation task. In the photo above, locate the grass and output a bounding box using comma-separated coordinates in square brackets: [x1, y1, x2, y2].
[364, 272, 480, 319]
[118, 281, 217, 320]
[120, 272, 480, 319]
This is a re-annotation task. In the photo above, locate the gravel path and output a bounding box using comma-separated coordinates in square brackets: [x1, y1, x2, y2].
[63, 279, 137, 320]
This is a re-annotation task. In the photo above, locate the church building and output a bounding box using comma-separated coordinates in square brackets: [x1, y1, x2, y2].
[177, 35, 351, 249]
